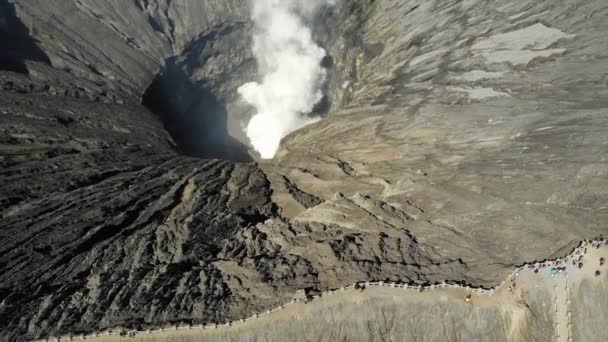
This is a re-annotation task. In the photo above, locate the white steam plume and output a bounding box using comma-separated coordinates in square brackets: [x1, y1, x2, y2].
[238, 0, 335, 159]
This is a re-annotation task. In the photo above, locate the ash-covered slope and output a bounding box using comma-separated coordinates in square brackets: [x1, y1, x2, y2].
[267, 0, 608, 284]
[1, 0, 608, 341]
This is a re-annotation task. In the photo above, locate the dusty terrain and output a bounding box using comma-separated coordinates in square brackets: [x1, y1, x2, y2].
[1, 0, 608, 340]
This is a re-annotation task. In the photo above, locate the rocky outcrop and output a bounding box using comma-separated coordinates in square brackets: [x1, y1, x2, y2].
[1, 0, 607, 340]
[0, 78, 279, 339]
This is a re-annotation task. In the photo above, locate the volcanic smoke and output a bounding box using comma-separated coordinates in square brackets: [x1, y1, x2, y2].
[238, 0, 335, 159]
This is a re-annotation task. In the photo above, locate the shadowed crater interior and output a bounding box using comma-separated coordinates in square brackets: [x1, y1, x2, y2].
[0, 1, 50, 74]
[143, 59, 253, 162]
[142, 22, 256, 162]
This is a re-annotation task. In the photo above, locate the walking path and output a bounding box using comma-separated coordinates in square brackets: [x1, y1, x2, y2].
[554, 275, 569, 342]
[35, 238, 608, 342]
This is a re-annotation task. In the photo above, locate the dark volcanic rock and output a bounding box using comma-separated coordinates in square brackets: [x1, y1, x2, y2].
[0, 84, 284, 339]
[1, 0, 608, 341]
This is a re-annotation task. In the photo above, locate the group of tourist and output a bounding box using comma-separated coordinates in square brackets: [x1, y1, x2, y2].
[518, 239, 607, 279]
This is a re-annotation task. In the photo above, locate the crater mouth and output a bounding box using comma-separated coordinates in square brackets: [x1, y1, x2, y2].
[140, 11, 344, 163]
[142, 23, 256, 162]
[142, 58, 254, 162]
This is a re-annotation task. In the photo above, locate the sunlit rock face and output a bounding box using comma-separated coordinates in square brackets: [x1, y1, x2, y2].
[1, 0, 608, 340]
